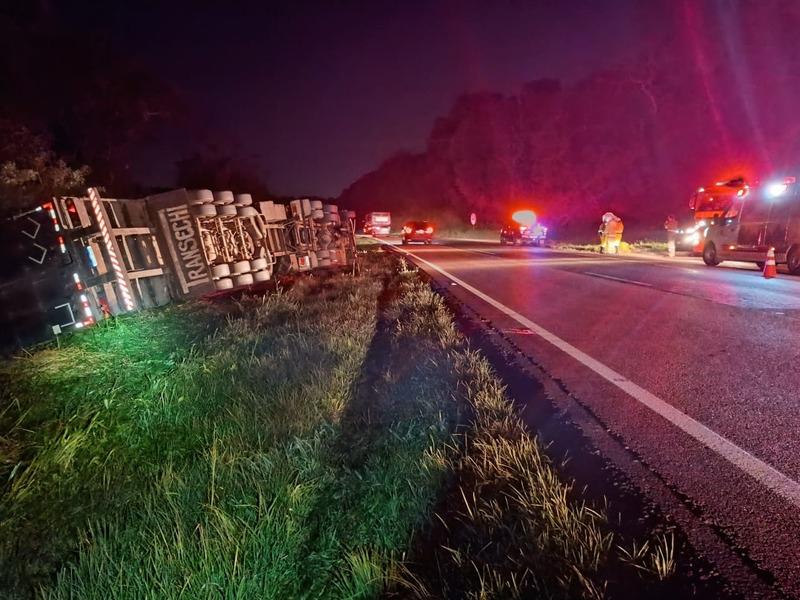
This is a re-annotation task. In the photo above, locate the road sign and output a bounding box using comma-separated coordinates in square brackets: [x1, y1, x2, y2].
[469, 212, 477, 226]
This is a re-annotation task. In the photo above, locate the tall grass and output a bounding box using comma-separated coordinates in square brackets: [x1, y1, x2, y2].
[0, 261, 456, 599]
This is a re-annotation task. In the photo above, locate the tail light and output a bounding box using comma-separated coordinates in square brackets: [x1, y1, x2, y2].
[403, 226, 412, 234]
[425, 226, 433, 234]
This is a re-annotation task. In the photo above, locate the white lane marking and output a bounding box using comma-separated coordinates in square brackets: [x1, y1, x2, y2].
[392, 244, 800, 507]
[583, 271, 654, 287]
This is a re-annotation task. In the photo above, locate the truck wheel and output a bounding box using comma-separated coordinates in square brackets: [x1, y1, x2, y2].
[253, 269, 271, 282]
[191, 204, 217, 217]
[211, 264, 231, 278]
[215, 277, 234, 290]
[234, 194, 253, 207]
[702, 242, 721, 266]
[323, 204, 339, 214]
[786, 246, 800, 275]
[312, 209, 324, 220]
[189, 189, 214, 205]
[316, 249, 331, 259]
[213, 190, 234, 205]
[250, 257, 269, 271]
[234, 273, 254, 287]
[218, 204, 238, 216]
[310, 200, 323, 210]
[237, 206, 258, 217]
[232, 260, 251, 274]
[319, 258, 331, 267]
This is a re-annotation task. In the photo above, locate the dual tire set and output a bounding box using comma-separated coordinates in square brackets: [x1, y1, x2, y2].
[309, 201, 356, 267]
[188, 190, 259, 218]
[211, 256, 272, 290]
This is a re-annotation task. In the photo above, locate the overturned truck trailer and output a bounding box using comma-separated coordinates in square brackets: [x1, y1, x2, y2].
[0, 187, 357, 350]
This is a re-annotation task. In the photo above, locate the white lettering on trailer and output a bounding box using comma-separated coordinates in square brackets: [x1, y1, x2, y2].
[165, 206, 210, 287]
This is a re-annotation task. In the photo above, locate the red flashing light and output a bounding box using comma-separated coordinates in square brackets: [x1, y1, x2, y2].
[512, 210, 537, 227]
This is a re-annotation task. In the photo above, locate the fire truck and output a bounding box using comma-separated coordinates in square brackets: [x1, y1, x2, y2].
[0, 188, 357, 351]
[683, 177, 750, 252]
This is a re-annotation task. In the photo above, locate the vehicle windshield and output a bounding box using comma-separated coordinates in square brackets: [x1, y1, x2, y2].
[695, 192, 737, 212]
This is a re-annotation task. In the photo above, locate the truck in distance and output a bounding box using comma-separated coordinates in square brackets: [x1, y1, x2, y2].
[363, 212, 391, 236]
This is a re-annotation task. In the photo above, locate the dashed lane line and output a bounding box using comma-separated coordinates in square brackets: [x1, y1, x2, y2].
[583, 271, 654, 287]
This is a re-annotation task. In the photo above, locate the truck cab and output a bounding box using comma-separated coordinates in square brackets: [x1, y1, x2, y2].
[687, 178, 748, 254]
[702, 177, 800, 274]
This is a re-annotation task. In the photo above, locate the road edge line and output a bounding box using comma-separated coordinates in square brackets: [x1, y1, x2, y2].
[389, 243, 800, 508]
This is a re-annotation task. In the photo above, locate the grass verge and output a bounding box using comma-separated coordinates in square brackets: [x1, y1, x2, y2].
[2, 250, 682, 599]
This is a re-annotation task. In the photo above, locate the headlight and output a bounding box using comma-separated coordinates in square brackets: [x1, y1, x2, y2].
[696, 220, 706, 227]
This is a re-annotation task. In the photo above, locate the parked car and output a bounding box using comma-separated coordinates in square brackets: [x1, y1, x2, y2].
[402, 220, 434, 244]
[500, 222, 547, 246]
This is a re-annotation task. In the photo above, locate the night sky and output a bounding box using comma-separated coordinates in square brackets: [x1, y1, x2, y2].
[53, 0, 653, 197]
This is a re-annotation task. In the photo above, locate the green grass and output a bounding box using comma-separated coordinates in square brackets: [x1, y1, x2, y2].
[1, 252, 677, 599]
[0, 260, 457, 599]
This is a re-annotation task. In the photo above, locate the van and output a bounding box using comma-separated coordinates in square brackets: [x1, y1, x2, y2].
[702, 177, 800, 274]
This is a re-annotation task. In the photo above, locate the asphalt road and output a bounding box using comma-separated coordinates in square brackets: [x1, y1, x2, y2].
[393, 240, 800, 597]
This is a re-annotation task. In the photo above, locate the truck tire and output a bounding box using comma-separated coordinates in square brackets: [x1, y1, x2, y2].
[189, 189, 214, 205]
[250, 257, 269, 271]
[301, 198, 312, 216]
[232, 260, 251, 274]
[310, 200, 323, 210]
[319, 258, 331, 267]
[312, 209, 324, 220]
[253, 269, 271, 282]
[215, 277, 234, 290]
[237, 206, 258, 217]
[702, 242, 721, 266]
[211, 264, 231, 278]
[787, 246, 800, 275]
[218, 204, 238, 216]
[191, 204, 217, 217]
[234, 273, 254, 287]
[234, 193, 253, 207]
[316, 249, 330, 259]
[213, 191, 234, 205]
[323, 204, 338, 214]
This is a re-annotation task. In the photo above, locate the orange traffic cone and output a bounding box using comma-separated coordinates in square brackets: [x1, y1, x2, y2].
[764, 247, 777, 279]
